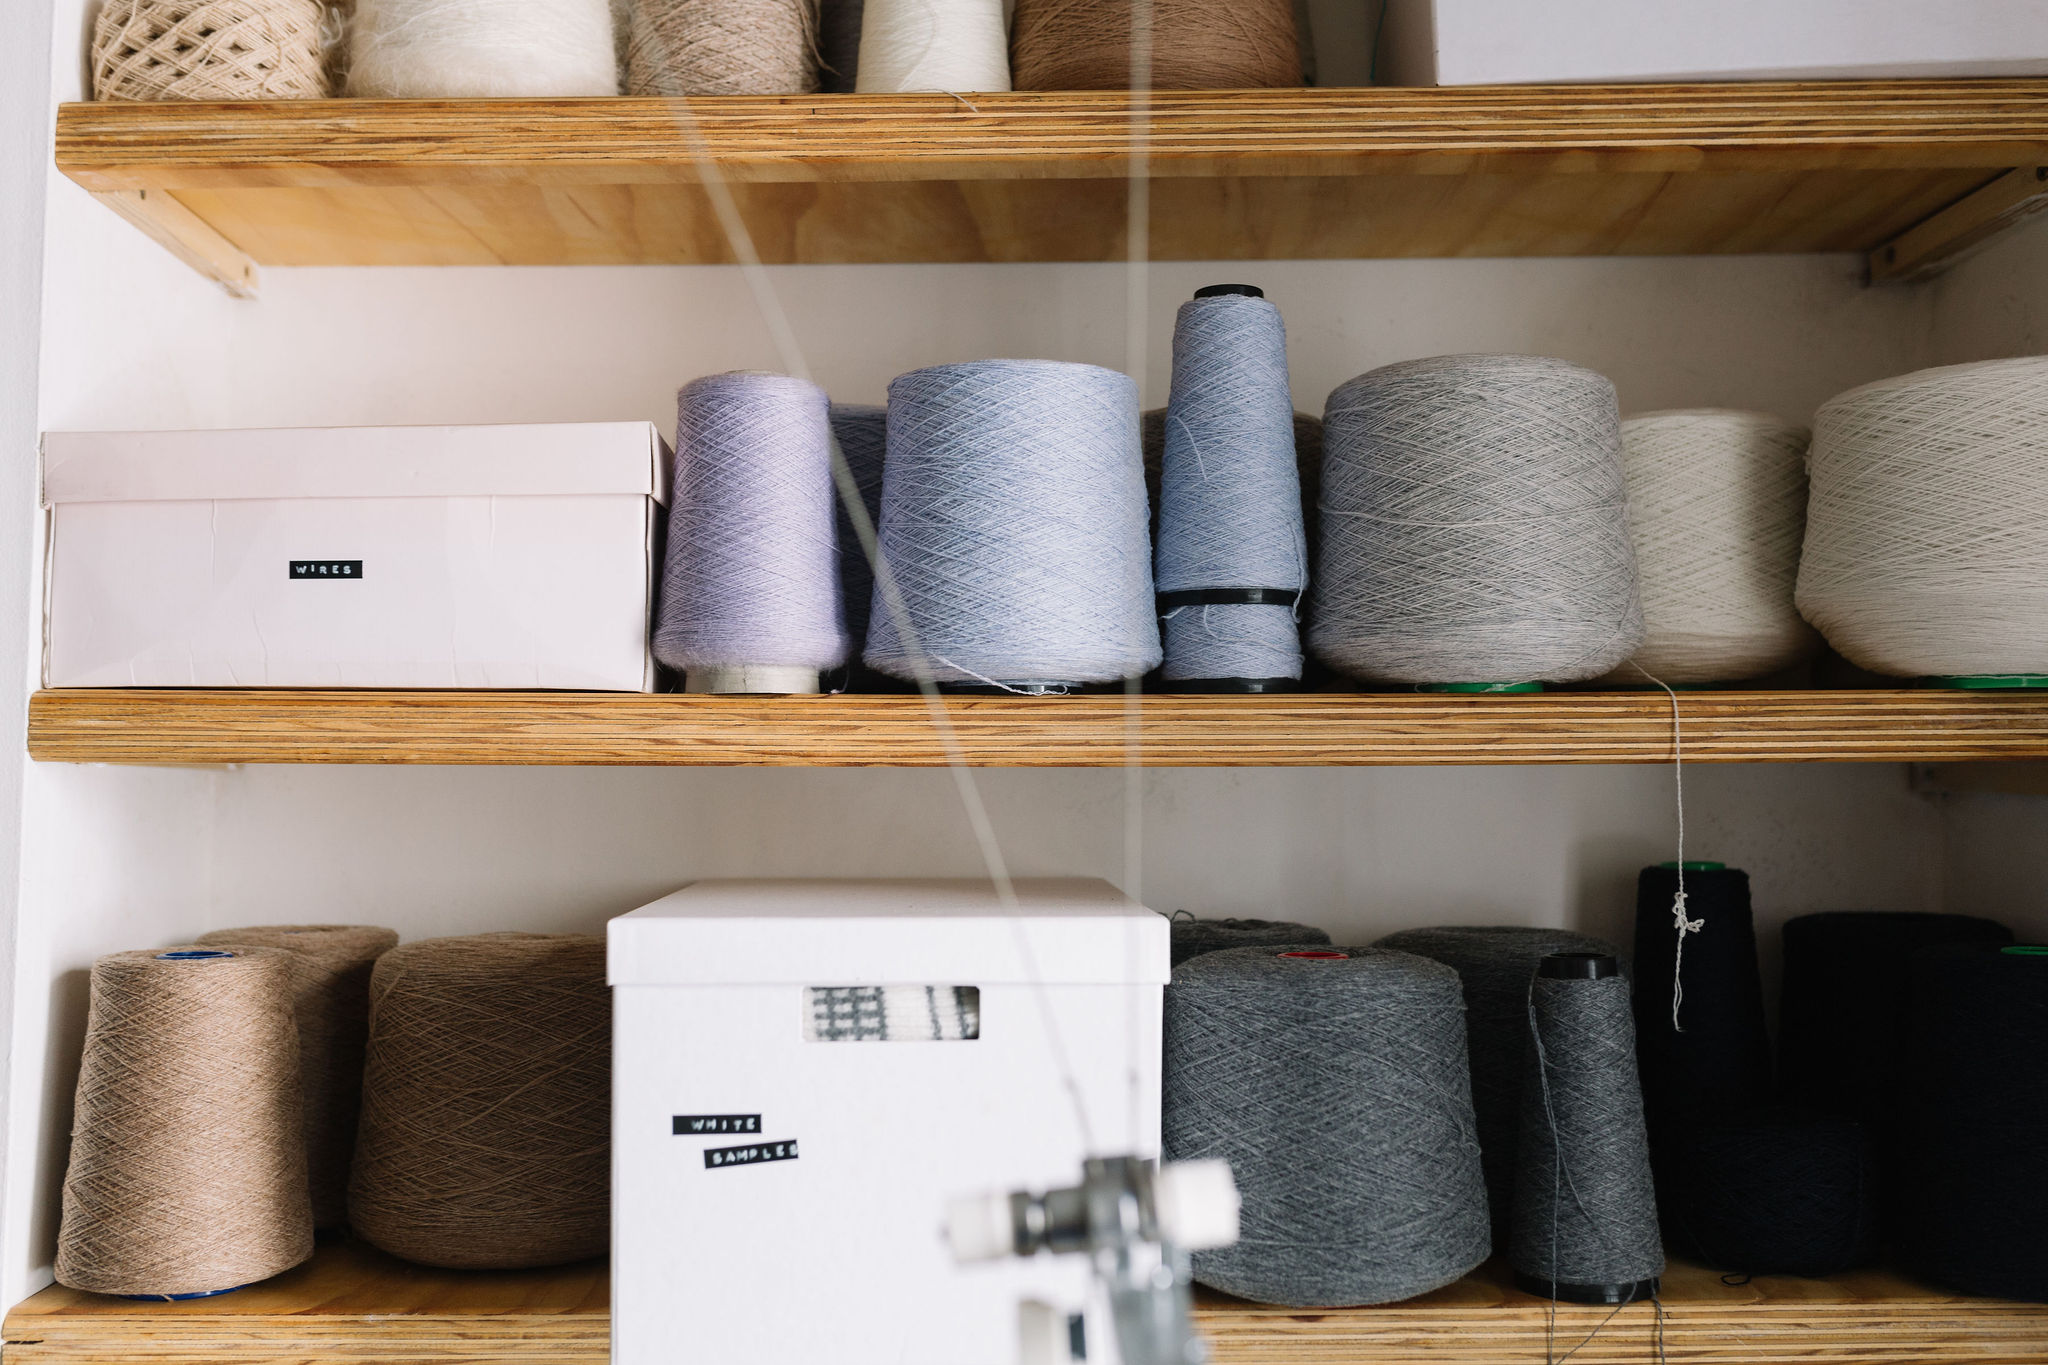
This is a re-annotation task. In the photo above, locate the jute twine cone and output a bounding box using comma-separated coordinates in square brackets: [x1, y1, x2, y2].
[349, 933, 610, 1270]
[57, 947, 314, 1297]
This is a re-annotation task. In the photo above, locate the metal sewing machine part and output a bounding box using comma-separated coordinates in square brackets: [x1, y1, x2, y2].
[946, 1157, 1241, 1365]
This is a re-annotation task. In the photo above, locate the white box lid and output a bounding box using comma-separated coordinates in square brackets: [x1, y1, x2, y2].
[41, 422, 670, 506]
[608, 878, 1169, 986]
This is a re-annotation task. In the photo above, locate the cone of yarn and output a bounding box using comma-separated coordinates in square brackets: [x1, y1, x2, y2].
[856, 0, 1010, 92]
[828, 401, 890, 660]
[57, 948, 313, 1297]
[347, 0, 618, 96]
[654, 372, 850, 693]
[1010, 0, 1300, 90]
[349, 933, 609, 1270]
[1510, 953, 1663, 1303]
[194, 924, 400, 1228]
[1169, 915, 1329, 967]
[1142, 409, 1321, 554]
[1374, 925, 1617, 1249]
[1663, 1109, 1877, 1276]
[818, 0, 864, 90]
[1164, 946, 1490, 1307]
[1899, 943, 2048, 1302]
[1796, 356, 2048, 679]
[863, 360, 1161, 690]
[1155, 286, 1307, 689]
[1630, 864, 1773, 1140]
[1607, 410, 1819, 685]
[1310, 355, 1642, 686]
[626, 0, 817, 94]
[93, 0, 328, 100]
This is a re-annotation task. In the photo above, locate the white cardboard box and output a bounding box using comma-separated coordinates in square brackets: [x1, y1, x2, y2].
[609, 878, 1168, 1365]
[1380, 0, 2048, 85]
[40, 422, 670, 689]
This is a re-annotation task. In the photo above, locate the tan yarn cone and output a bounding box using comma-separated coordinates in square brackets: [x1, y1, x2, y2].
[1010, 0, 1300, 91]
[57, 947, 314, 1297]
[196, 925, 399, 1228]
[349, 933, 609, 1270]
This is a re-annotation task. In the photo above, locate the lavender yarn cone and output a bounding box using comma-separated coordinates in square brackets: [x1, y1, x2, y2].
[654, 372, 850, 692]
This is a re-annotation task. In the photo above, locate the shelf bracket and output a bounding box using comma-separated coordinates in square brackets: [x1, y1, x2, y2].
[91, 188, 259, 299]
[1869, 166, 2048, 284]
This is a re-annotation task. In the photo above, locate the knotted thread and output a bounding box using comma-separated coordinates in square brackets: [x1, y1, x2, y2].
[195, 924, 399, 1229]
[93, 0, 329, 99]
[625, 0, 817, 94]
[1607, 410, 1818, 685]
[1797, 356, 2048, 678]
[1156, 288, 1306, 686]
[1010, 0, 1300, 90]
[1164, 946, 1490, 1307]
[654, 372, 851, 688]
[856, 0, 1010, 92]
[346, 0, 618, 96]
[1511, 959, 1663, 1297]
[1310, 355, 1642, 686]
[864, 360, 1161, 689]
[58, 948, 312, 1297]
[1374, 926, 1617, 1249]
[349, 933, 609, 1270]
[1168, 914, 1329, 967]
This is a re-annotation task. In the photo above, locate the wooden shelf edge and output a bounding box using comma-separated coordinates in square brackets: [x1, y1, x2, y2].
[7, 1241, 2044, 1364]
[26, 688, 2048, 767]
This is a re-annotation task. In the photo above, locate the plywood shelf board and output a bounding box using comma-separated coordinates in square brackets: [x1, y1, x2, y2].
[26, 688, 2048, 767]
[7, 1241, 2044, 1364]
[50, 82, 2048, 270]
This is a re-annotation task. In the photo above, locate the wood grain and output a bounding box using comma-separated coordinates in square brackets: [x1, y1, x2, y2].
[8, 1242, 2045, 1364]
[49, 83, 2048, 270]
[1870, 163, 2048, 281]
[26, 688, 2048, 767]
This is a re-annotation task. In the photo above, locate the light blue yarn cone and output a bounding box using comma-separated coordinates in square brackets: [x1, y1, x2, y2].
[864, 359, 1162, 690]
[1156, 287, 1306, 686]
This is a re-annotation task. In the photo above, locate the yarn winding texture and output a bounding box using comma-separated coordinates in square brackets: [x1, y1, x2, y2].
[1010, 0, 1299, 90]
[1665, 1110, 1877, 1276]
[1164, 946, 1490, 1307]
[194, 924, 399, 1229]
[1310, 355, 1643, 686]
[1168, 915, 1329, 967]
[93, 0, 329, 100]
[654, 372, 851, 682]
[864, 360, 1161, 689]
[856, 0, 1010, 92]
[57, 948, 313, 1297]
[1510, 969, 1664, 1293]
[1797, 356, 2048, 677]
[828, 402, 889, 660]
[626, 0, 817, 95]
[818, 0, 863, 89]
[1607, 410, 1818, 685]
[1156, 292, 1306, 685]
[347, 0, 619, 96]
[348, 933, 610, 1270]
[1374, 926, 1617, 1249]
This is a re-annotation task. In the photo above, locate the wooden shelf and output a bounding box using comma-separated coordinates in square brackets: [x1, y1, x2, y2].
[25, 687, 2048, 767]
[8, 1239, 2045, 1363]
[53, 82, 2048, 292]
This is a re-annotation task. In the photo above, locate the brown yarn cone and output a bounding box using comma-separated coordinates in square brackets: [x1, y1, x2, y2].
[1010, 0, 1300, 91]
[57, 948, 314, 1297]
[626, 0, 818, 95]
[349, 933, 609, 1270]
[195, 925, 399, 1228]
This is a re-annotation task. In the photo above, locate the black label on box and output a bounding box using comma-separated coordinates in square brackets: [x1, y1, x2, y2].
[704, 1139, 797, 1169]
[290, 560, 363, 580]
[672, 1113, 761, 1136]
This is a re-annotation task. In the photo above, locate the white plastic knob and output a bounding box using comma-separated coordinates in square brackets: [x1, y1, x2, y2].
[1155, 1159, 1240, 1251]
[944, 1190, 1017, 1263]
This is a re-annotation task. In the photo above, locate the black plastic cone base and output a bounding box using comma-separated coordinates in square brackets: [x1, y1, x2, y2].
[1513, 1272, 1660, 1305]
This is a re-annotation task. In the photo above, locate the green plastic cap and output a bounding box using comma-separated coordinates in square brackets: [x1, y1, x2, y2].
[1928, 675, 2048, 690]
[1416, 681, 1543, 694]
[2001, 945, 2048, 957]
